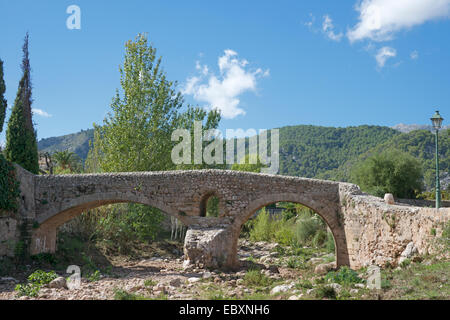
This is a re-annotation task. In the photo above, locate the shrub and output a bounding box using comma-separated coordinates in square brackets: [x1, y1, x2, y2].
[86, 270, 101, 282]
[326, 232, 335, 253]
[296, 279, 313, 290]
[314, 285, 336, 299]
[325, 267, 364, 285]
[113, 288, 147, 300]
[15, 270, 58, 297]
[295, 216, 324, 245]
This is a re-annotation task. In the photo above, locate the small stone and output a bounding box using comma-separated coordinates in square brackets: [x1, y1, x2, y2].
[48, 277, 67, 289]
[270, 284, 293, 295]
[188, 277, 201, 283]
[329, 283, 342, 294]
[268, 265, 279, 274]
[350, 289, 359, 295]
[169, 278, 183, 287]
[314, 262, 335, 275]
[384, 193, 395, 205]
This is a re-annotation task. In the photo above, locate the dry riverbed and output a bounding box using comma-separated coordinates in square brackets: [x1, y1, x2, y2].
[0, 239, 448, 300]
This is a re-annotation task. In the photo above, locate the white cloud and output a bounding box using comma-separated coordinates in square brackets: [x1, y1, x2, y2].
[183, 50, 269, 119]
[32, 108, 52, 118]
[322, 15, 344, 41]
[410, 50, 419, 60]
[348, 0, 450, 42]
[375, 46, 397, 67]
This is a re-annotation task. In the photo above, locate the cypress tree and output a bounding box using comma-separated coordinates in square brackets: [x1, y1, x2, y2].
[4, 33, 39, 174]
[0, 59, 6, 134]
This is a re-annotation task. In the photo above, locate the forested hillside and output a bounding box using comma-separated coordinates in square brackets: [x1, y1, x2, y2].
[37, 129, 94, 160]
[335, 129, 450, 189]
[278, 125, 400, 179]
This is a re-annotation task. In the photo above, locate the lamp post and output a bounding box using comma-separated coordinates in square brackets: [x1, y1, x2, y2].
[430, 111, 444, 209]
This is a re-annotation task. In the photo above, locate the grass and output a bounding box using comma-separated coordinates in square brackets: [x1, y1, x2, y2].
[378, 259, 449, 300]
[243, 269, 273, 287]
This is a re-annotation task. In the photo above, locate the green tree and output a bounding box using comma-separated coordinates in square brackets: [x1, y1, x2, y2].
[84, 33, 221, 244]
[52, 150, 81, 173]
[231, 154, 267, 173]
[4, 33, 39, 174]
[89, 33, 220, 173]
[350, 149, 424, 199]
[0, 59, 7, 134]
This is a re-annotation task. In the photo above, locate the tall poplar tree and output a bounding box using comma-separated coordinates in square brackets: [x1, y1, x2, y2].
[0, 59, 6, 135]
[4, 33, 39, 174]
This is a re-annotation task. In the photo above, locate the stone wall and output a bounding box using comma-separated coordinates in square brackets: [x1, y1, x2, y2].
[0, 165, 36, 257]
[341, 189, 450, 268]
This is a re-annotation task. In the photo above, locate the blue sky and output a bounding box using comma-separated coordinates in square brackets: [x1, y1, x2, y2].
[0, 0, 449, 142]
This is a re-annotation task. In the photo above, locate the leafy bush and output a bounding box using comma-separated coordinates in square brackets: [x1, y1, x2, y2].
[60, 203, 165, 252]
[286, 256, 308, 270]
[326, 232, 335, 253]
[245, 205, 335, 250]
[314, 285, 336, 299]
[295, 216, 325, 245]
[325, 267, 364, 285]
[247, 209, 295, 246]
[86, 270, 101, 282]
[15, 270, 58, 297]
[296, 279, 313, 289]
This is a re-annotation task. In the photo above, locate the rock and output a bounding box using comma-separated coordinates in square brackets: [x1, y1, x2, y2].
[202, 272, 212, 279]
[398, 242, 417, 265]
[182, 260, 192, 270]
[267, 265, 279, 274]
[309, 257, 324, 264]
[153, 283, 167, 294]
[306, 288, 315, 295]
[48, 277, 67, 289]
[314, 262, 335, 275]
[288, 294, 302, 300]
[329, 283, 342, 294]
[188, 277, 201, 283]
[354, 283, 365, 289]
[384, 193, 395, 205]
[270, 284, 294, 295]
[0, 277, 18, 283]
[169, 278, 183, 287]
[350, 289, 359, 295]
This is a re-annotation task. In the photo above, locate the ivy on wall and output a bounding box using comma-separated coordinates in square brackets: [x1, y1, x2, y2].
[0, 153, 20, 213]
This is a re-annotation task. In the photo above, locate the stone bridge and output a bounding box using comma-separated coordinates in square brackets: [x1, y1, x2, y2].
[1, 165, 449, 270]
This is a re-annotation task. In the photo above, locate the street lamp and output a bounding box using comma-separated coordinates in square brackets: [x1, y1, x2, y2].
[430, 110, 444, 209]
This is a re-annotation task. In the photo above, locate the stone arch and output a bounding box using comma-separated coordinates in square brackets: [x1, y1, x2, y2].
[229, 192, 350, 268]
[31, 195, 186, 255]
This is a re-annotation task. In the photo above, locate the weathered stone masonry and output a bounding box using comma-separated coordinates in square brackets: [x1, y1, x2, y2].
[1, 166, 448, 270]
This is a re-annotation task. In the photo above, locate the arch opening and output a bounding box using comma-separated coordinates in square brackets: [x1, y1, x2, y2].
[33, 200, 188, 266]
[199, 192, 221, 217]
[234, 199, 342, 276]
